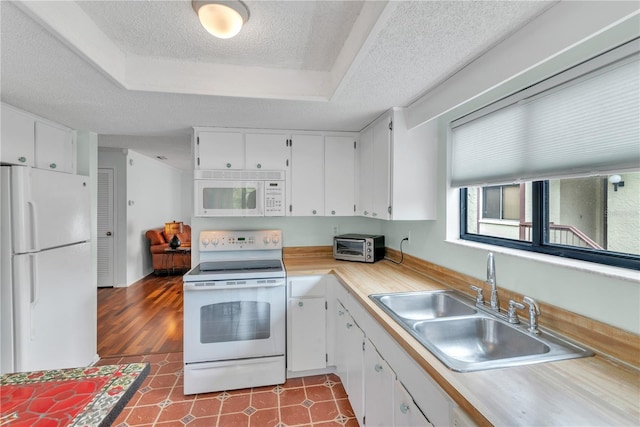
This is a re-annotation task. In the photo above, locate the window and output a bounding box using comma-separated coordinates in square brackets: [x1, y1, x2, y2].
[461, 175, 640, 269]
[482, 185, 520, 220]
[452, 40, 640, 270]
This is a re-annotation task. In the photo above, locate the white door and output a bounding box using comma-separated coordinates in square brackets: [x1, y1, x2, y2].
[97, 168, 115, 287]
[372, 115, 391, 219]
[13, 242, 94, 372]
[358, 126, 373, 217]
[325, 136, 355, 216]
[245, 133, 289, 170]
[345, 313, 365, 426]
[364, 338, 395, 427]
[0, 104, 35, 166]
[394, 379, 433, 427]
[10, 167, 90, 253]
[35, 121, 75, 173]
[197, 131, 244, 169]
[290, 134, 324, 216]
[288, 297, 326, 371]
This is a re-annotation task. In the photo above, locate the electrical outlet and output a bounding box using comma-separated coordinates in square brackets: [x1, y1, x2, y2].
[332, 225, 340, 236]
[405, 232, 411, 245]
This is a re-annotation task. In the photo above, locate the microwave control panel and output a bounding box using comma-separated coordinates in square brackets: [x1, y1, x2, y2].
[265, 181, 285, 216]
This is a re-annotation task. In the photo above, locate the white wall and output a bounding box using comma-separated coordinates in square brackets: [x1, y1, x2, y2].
[125, 150, 188, 284]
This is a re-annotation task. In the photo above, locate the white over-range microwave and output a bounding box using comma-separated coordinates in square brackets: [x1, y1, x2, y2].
[194, 170, 286, 217]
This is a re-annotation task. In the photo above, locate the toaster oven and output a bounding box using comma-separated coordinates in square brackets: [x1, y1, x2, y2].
[333, 234, 385, 263]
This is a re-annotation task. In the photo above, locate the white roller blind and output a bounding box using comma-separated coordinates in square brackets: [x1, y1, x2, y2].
[451, 43, 640, 188]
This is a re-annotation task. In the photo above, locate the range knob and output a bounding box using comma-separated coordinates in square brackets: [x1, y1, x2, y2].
[212, 237, 219, 246]
[271, 235, 280, 245]
[263, 236, 271, 244]
[202, 238, 210, 247]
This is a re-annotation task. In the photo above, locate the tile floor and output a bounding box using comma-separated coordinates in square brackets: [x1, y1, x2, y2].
[96, 352, 358, 427]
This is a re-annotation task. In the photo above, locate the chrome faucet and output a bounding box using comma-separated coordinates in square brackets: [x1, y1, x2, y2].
[486, 252, 499, 311]
[523, 296, 541, 334]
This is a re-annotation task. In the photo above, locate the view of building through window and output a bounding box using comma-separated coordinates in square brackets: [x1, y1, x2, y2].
[465, 172, 640, 256]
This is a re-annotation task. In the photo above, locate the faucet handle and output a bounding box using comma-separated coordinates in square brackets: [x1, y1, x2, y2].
[507, 300, 525, 324]
[470, 285, 484, 305]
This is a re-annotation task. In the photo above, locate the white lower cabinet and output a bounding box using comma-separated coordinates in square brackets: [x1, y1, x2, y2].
[394, 379, 433, 427]
[364, 338, 395, 427]
[343, 310, 365, 425]
[287, 276, 327, 372]
[330, 276, 453, 427]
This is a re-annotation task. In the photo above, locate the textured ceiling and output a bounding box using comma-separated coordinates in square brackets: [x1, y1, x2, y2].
[0, 0, 555, 170]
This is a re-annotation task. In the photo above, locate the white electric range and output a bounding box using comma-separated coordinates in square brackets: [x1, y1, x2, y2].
[182, 230, 286, 395]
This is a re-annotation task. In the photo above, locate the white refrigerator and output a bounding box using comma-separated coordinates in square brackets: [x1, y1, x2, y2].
[1, 165, 96, 374]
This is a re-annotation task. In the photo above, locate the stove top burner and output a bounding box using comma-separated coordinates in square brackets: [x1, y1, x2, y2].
[199, 259, 283, 273]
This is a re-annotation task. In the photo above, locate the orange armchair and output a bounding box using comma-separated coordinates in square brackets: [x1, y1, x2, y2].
[145, 224, 192, 275]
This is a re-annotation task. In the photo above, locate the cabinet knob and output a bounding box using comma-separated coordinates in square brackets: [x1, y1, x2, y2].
[400, 403, 410, 414]
[364, 211, 369, 216]
[226, 163, 232, 168]
[18, 156, 27, 163]
[49, 163, 57, 169]
[372, 212, 378, 217]
[374, 364, 383, 373]
[338, 310, 344, 316]
[346, 323, 353, 329]
[331, 210, 336, 215]
[298, 301, 304, 307]
[312, 209, 317, 215]
[257, 163, 262, 169]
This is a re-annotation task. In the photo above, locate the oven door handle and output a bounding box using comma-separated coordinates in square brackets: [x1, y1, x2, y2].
[184, 281, 285, 291]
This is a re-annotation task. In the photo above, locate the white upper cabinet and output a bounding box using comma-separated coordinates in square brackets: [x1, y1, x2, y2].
[290, 134, 324, 216]
[372, 114, 392, 219]
[357, 108, 437, 220]
[1, 103, 75, 174]
[358, 113, 391, 219]
[245, 133, 289, 171]
[35, 121, 75, 173]
[195, 131, 244, 170]
[1, 104, 35, 167]
[324, 136, 355, 216]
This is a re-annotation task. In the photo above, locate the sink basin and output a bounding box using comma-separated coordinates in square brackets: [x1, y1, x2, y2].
[413, 317, 549, 366]
[370, 290, 477, 321]
[369, 290, 593, 372]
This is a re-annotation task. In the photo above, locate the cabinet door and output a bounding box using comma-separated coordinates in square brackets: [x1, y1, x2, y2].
[325, 136, 355, 216]
[288, 297, 327, 372]
[364, 338, 394, 427]
[35, 121, 74, 173]
[245, 133, 289, 170]
[394, 379, 433, 427]
[357, 126, 373, 217]
[1, 104, 35, 166]
[371, 115, 391, 219]
[290, 134, 324, 216]
[344, 313, 365, 426]
[196, 131, 244, 169]
[334, 301, 349, 385]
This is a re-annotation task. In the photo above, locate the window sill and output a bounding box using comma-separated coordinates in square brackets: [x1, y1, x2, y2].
[445, 238, 640, 283]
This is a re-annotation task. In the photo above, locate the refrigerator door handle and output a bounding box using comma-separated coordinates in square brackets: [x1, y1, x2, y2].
[29, 254, 38, 340]
[27, 200, 39, 252]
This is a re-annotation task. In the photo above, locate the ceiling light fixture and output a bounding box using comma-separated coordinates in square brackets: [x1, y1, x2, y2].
[192, 1, 249, 39]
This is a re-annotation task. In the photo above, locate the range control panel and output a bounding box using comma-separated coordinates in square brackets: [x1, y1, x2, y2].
[199, 230, 282, 251]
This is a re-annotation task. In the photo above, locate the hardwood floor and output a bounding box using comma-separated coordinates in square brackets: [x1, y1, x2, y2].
[97, 273, 184, 357]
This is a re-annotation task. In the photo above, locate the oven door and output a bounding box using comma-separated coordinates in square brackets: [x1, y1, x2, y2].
[183, 279, 285, 363]
[195, 180, 264, 217]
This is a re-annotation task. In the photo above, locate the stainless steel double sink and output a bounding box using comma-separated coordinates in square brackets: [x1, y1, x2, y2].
[369, 290, 593, 372]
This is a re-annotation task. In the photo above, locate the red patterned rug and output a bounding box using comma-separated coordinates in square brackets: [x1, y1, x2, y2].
[1, 363, 149, 427]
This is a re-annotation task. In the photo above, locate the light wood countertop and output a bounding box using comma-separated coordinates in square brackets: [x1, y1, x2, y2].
[284, 254, 640, 426]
